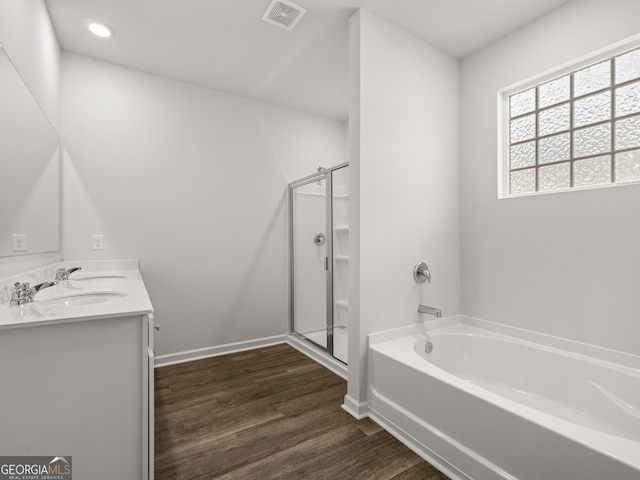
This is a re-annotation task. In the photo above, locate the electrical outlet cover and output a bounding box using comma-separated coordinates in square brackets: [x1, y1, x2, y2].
[12, 234, 27, 251]
[92, 234, 104, 251]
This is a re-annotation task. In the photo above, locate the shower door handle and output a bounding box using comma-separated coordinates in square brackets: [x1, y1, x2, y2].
[324, 257, 329, 271]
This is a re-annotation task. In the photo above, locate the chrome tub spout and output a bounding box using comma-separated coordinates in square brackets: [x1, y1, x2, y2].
[418, 304, 442, 318]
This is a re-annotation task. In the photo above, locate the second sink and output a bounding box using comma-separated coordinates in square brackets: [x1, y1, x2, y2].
[37, 291, 128, 307]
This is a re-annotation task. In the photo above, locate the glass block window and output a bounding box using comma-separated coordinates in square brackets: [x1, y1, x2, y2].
[501, 43, 640, 197]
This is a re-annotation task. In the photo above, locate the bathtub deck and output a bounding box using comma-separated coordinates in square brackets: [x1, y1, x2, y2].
[154, 343, 449, 479]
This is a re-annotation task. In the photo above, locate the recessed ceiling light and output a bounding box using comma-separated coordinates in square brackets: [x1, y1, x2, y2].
[84, 19, 114, 38]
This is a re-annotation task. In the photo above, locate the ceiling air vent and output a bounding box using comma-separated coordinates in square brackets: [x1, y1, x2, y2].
[262, 0, 307, 31]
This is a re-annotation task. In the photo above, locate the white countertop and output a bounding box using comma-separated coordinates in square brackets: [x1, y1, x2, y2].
[0, 260, 153, 330]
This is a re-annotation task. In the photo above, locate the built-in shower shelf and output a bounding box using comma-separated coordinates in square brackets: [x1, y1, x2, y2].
[294, 191, 326, 197]
[335, 255, 349, 263]
[334, 226, 349, 233]
[335, 299, 349, 310]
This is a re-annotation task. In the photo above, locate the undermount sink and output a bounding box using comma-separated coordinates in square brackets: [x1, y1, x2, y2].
[37, 291, 128, 307]
[70, 274, 128, 282]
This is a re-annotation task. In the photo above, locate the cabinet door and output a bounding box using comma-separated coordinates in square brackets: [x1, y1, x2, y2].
[0, 317, 143, 479]
[146, 314, 156, 480]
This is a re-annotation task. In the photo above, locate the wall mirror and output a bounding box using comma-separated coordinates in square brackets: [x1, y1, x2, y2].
[0, 45, 60, 258]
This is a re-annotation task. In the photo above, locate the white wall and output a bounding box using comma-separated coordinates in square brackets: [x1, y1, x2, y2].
[460, 0, 640, 356]
[347, 10, 460, 408]
[61, 52, 345, 357]
[0, 0, 61, 278]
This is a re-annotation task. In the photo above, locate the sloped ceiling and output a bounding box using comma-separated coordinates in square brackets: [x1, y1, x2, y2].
[45, 0, 570, 121]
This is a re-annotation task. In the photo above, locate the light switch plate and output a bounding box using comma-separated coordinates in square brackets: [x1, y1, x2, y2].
[92, 234, 104, 251]
[12, 234, 27, 251]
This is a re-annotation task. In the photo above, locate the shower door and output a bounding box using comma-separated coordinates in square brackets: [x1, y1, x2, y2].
[290, 164, 349, 363]
[291, 174, 330, 351]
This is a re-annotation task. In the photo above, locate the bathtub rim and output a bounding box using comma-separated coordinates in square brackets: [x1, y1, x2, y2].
[368, 315, 640, 474]
[369, 314, 640, 370]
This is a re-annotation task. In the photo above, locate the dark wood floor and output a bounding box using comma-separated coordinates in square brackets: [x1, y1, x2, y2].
[155, 343, 449, 480]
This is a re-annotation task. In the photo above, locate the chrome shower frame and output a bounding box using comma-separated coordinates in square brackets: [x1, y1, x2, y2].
[287, 162, 348, 360]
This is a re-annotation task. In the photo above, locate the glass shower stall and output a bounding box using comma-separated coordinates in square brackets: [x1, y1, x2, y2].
[289, 163, 349, 364]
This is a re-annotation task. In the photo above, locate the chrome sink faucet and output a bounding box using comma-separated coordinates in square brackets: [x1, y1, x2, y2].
[418, 304, 442, 318]
[10, 281, 56, 306]
[55, 267, 82, 283]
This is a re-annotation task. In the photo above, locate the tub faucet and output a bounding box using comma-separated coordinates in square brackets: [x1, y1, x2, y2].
[418, 304, 442, 318]
[10, 281, 56, 306]
[55, 266, 82, 283]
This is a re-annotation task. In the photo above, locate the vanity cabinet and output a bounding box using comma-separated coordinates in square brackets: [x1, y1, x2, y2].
[0, 314, 154, 480]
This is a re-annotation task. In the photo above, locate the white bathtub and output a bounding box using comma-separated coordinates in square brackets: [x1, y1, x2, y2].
[368, 316, 640, 480]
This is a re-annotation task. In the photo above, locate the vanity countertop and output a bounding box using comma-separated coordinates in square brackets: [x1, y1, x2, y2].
[0, 260, 153, 330]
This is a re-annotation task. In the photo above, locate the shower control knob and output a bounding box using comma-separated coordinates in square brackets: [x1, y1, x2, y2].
[414, 261, 431, 283]
[154, 324, 160, 331]
[313, 232, 326, 246]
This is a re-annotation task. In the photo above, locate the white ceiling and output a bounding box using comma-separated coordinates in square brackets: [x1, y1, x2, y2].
[44, 0, 570, 121]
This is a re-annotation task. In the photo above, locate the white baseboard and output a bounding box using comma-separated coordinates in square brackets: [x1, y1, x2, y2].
[367, 408, 472, 480]
[286, 334, 348, 380]
[342, 394, 369, 419]
[154, 334, 287, 367]
[368, 390, 508, 480]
